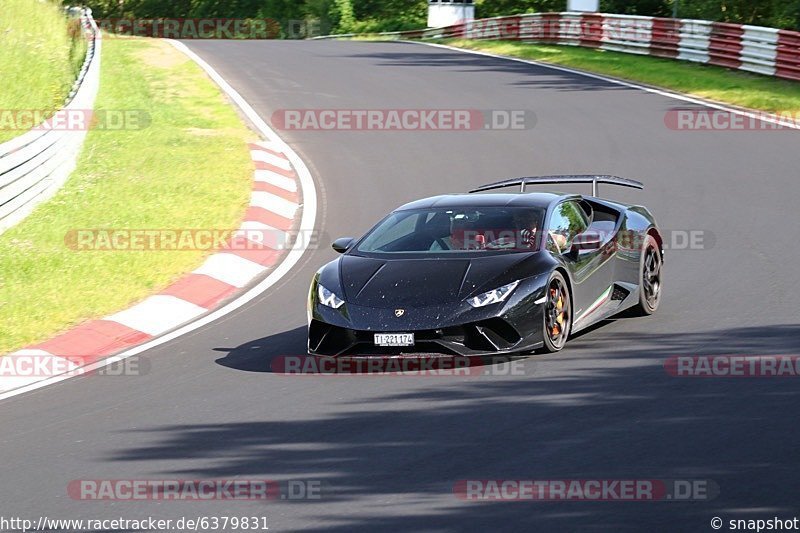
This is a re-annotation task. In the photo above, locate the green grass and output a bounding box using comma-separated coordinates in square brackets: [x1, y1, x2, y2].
[0, 0, 88, 143]
[437, 39, 800, 114]
[0, 37, 254, 354]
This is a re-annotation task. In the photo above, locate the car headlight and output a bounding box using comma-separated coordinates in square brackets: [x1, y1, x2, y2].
[468, 280, 520, 308]
[318, 284, 345, 309]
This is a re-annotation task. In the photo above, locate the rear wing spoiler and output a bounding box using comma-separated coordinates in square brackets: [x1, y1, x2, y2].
[469, 175, 644, 197]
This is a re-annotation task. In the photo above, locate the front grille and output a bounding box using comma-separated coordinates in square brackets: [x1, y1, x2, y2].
[310, 317, 522, 356]
[343, 343, 462, 356]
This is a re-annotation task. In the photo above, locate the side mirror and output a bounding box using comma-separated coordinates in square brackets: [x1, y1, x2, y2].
[331, 237, 355, 254]
[571, 230, 603, 254]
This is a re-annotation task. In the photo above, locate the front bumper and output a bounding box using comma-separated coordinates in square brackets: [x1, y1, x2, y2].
[308, 318, 542, 356]
[307, 282, 547, 356]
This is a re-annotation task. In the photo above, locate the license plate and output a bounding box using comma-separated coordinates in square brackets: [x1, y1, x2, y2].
[374, 333, 415, 347]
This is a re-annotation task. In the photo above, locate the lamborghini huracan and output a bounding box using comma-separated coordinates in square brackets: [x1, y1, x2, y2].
[308, 175, 663, 355]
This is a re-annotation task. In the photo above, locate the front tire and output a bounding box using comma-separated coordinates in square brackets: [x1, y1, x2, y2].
[542, 271, 571, 353]
[634, 234, 663, 315]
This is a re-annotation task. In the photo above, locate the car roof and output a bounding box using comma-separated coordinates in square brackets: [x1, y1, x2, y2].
[395, 192, 577, 211]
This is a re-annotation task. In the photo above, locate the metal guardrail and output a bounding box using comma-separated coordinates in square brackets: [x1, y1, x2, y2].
[314, 12, 800, 82]
[0, 8, 101, 234]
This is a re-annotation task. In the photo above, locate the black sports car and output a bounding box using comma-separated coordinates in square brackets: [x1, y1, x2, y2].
[308, 176, 663, 356]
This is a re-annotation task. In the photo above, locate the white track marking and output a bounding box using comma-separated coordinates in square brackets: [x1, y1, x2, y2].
[254, 169, 298, 192]
[193, 253, 268, 288]
[235, 221, 288, 250]
[250, 149, 292, 170]
[106, 296, 208, 336]
[250, 191, 299, 219]
[253, 140, 283, 152]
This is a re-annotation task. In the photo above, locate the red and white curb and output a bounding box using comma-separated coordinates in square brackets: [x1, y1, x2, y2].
[1, 142, 302, 393]
[0, 41, 318, 399]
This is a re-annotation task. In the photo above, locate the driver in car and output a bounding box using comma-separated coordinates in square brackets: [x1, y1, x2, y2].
[484, 210, 539, 250]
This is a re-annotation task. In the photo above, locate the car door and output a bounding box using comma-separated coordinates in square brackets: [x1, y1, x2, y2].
[546, 199, 613, 320]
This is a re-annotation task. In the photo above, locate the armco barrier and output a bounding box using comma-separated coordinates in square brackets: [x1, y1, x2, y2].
[0, 9, 101, 234]
[314, 12, 800, 82]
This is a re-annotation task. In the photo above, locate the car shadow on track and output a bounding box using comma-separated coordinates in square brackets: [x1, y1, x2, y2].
[143, 324, 800, 531]
[213, 326, 308, 373]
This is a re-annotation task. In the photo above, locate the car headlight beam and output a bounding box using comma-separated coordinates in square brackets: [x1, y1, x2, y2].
[318, 284, 345, 309]
[468, 280, 520, 308]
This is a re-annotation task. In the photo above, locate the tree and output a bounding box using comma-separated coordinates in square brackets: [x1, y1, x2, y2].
[600, 0, 670, 17]
[332, 0, 356, 31]
[475, 0, 563, 18]
[79, 0, 800, 30]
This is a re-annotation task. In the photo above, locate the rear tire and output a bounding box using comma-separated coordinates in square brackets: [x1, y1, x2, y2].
[542, 271, 572, 353]
[634, 234, 662, 315]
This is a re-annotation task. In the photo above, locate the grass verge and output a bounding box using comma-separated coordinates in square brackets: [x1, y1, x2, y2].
[0, 37, 254, 354]
[0, 0, 88, 143]
[435, 39, 800, 114]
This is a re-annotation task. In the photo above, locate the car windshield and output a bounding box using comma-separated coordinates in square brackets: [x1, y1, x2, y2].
[355, 207, 545, 255]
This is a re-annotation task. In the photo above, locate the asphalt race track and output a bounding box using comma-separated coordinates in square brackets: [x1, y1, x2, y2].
[1, 40, 799, 531]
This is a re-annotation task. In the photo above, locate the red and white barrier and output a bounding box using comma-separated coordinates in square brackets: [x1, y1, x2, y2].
[317, 12, 800, 82]
[741, 26, 778, 76]
[778, 29, 800, 80]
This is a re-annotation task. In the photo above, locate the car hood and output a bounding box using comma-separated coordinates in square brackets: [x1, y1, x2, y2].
[338, 253, 540, 309]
